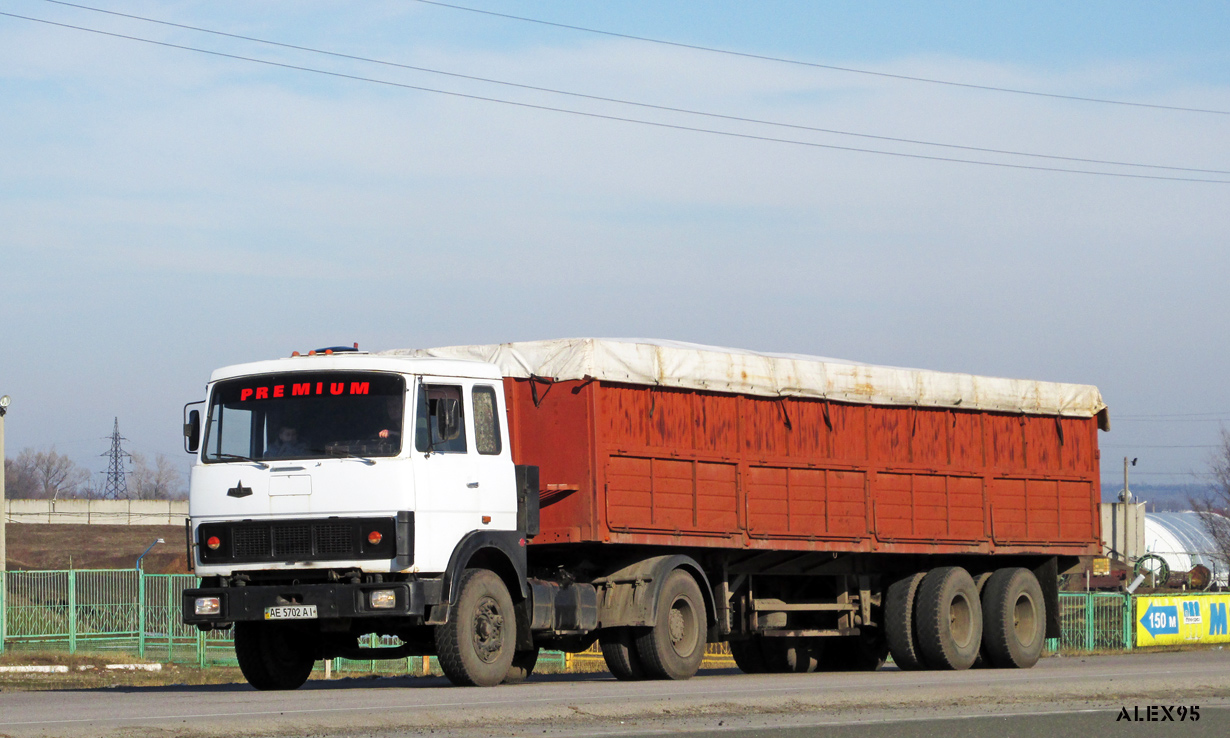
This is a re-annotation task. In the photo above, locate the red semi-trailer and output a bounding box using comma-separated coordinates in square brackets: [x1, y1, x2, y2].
[184, 339, 1107, 689]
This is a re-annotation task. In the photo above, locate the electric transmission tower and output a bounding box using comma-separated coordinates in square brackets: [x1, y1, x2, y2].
[100, 417, 132, 500]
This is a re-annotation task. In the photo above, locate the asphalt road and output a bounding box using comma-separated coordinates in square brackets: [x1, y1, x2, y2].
[0, 650, 1227, 737]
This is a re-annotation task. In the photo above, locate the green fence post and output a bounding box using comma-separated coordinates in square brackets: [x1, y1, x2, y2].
[1125, 595, 1134, 651]
[68, 569, 77, 654]
[167, 576, 174, 662]
[0, 570, 6, 656]
[138, 571, 146, 659]
[197, 628, 205, 668]
[1084, 593, 1093, 652]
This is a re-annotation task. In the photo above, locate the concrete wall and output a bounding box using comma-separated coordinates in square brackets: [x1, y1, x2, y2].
[1101, 502, 1146, 563]
[4, 499, 188, 525]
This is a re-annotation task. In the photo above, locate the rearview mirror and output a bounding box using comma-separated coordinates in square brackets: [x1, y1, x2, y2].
[184, 408, 201, 453]
[436, 398, 460, 441]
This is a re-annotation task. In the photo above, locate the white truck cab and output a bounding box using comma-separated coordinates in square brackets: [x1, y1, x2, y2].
[182, 350, 546, 690]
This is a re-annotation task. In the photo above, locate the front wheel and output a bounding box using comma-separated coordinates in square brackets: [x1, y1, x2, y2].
[435, 568, 517, 687]
[234, 621, 316, 691]
[635, 569, 707, 680]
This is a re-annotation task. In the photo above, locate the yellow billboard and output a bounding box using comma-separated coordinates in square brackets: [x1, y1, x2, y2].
[1136, 594, 1230, 647]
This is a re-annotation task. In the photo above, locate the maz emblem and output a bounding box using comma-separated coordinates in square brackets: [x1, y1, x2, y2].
[227, 481, 253, 498]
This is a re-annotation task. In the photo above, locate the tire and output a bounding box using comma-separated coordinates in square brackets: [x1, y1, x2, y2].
[759, 636, 819, 673]
[234, 621, 316, 691]
[822, 634, 887, 672]
[601, 627, 647, 681]
[916, 567, 982, 671]
[981, 568, 1045, 669]
[435, 568, 517, 687]
[503, 648, 540, 684]
[634, 569, 707, 680]
[729, 638, 769, 674]
[971, 572, 993, 669]
[884, 572, 926, 671]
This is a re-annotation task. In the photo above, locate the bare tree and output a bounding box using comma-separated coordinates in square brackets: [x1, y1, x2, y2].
[9, 447, 90, 499]
[3, 455, 38, 498]
[1193, 428, 1230, 584]
[129, 452, 186, 500]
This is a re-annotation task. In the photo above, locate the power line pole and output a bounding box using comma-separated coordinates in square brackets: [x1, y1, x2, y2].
[99, 417, 132, 500]
[1, 394, 9, 572]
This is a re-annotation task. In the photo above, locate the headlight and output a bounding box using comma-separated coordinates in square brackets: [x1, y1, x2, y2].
[369, 589, 397, 609]
[195, 596, 221, 616]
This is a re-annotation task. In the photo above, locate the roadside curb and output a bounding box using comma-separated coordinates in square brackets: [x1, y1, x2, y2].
[0, 663, 163, 673]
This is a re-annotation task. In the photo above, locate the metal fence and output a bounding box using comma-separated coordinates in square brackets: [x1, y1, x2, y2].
[0, 570, 1177, 672]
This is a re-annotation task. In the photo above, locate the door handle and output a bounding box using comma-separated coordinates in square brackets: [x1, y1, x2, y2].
[467, 482, 480, 488]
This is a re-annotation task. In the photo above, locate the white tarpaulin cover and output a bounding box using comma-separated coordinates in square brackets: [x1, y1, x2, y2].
[382, 338, 1107, 419]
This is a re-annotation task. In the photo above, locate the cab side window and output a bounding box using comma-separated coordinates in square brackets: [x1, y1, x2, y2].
[472, 386, 502, 455]
[414, 384, 468, 454]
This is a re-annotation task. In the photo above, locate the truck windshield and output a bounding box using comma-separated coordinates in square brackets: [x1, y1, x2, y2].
[202, 371, 405, 463]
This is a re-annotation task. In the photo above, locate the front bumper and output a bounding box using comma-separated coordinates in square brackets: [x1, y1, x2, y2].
[183, 578, 443, 626]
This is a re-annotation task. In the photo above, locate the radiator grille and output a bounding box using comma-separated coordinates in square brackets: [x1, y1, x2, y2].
[315, 524, 355, 556]
[272, 524, 311, 558]
[233, 527, 271, 558]
[199, 517, 398, 564]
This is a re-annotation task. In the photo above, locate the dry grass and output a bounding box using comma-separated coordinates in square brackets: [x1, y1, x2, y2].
[3, 523, 189, 573]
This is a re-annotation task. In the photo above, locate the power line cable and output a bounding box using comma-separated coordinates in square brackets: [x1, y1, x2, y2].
[1115, 418, 1230, 423]
[34, 0, 1230, 176]
[4, 10, 1229, 184]
[1102, 442, 1215, 450]
[1117, 411, 1230, 418]
[411, 0, 1230, 117]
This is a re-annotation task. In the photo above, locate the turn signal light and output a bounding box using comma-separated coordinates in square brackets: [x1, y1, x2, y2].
[367, 531, 383, 545]
[369, 590, 396, 609]
[195, 597, 221, 616]
[206, 536, 221, 550]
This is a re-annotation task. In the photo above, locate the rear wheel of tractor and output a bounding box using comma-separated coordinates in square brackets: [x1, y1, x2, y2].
[234, 621, 315, 691]
[884, 572, 927, 671]
[759, 636, 820, 673]
[916, 567, 982, 670]
[435, 568, 517, 687]
[729, 637, 769, 674]
[601, 627, 647, 681]
[981, 568, 1046, 669]
[635, 569, 707, 680]
[503, 648, 540, 684]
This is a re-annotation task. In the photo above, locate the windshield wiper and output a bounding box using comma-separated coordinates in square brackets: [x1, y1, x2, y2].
[212, 453, 269, 469]
[321, 448, 376, 466]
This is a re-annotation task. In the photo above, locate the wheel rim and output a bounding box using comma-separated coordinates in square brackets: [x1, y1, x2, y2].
[473, 595, 505, 663]
[668, 595, 699, 658]
[1012, 592, 1038, 647]
[949, 593, 974, 648]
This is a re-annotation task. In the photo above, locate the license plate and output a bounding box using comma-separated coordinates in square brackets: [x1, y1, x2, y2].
[264, 605, 317, 620]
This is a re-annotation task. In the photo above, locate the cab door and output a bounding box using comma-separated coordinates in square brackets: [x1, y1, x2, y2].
[412, 379, 478, 572]
[470, 383, 517, 531]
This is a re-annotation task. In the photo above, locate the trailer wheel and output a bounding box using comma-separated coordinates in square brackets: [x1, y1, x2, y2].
[635, 569, 707, 680]
[234, 621, 315, 691]
[728, 637, 769, 674]
[971, 572, 993, 668]
[981, 568, 1045, 669]
[759, 636, 819, 673]
[884, 572, 926, 671]
[916, 567, 982, 670]
[600, 627, 647, 681]
[435, 568, 517, 687]
[503, 648, 540, 684]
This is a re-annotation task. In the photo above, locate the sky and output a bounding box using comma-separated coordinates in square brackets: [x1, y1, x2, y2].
[1, 0, 1228, 493]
